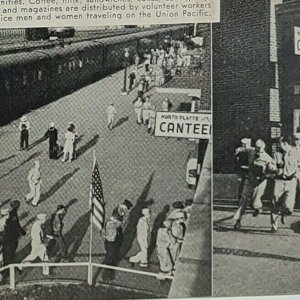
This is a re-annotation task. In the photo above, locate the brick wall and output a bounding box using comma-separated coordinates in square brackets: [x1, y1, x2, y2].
[276, 1, 300, 136]
[213, 0, 272, 173]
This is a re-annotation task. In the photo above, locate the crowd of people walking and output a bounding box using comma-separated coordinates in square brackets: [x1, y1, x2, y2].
[0, 34, 198, 284]
[234, 135, 300, 232]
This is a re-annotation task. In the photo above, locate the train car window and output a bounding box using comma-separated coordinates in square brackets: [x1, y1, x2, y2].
[38, 70, 43, 81]
[4, 79, 10, 92]
[23, 73, 28, 86]
[58, 65, 62, 75]
[31, 71, 36, 81]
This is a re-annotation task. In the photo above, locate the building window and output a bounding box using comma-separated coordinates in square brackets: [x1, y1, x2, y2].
[271, 127, 281, 139]
[294, 85, 300, 95]
[23, 73, 28, 85]
[38, 70, 43, 81]
[4, 79, 10, 91]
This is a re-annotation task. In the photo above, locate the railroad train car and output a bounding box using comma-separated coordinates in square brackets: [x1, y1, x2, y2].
[0, 25, 191, 125]
[25, 28, 50, 40]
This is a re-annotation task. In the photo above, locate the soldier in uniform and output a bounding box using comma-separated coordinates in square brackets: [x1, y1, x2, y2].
[148, 105, 156, 136]
[62, 125, 76, 163]
[129, 208, 151, 268]
[251, 139, 275, 217]
[133, 97, 144, 125]
[3, 201, 26, 275]
[44, 122, 58, 159]
[20, 214, 50, 276]
[128, 71, 137, 92]
[233, 138, 255, 230]
[112, 199, 133, 226]
[50, 205, 67, 261]
[271, 136, 298, 232]
[142, 96, 151, 126]
[102, 212, 123, 281]
[68, 123, 78, 160]
[106, 103, 117, 130]
[156, 220, 175, 279]
[25, 161, 42, 207]
[162, 97, 172, 112]
[0, 209, 9, 267]
[19, 115, 30, 151]
[169, 211, 185, 268]
[233, 139, 275, 229]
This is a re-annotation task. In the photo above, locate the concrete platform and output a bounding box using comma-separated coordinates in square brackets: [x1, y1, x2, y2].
[0, 63, 200, 296]
[213, 173, 300, 297]
[169, 142, 212, 298]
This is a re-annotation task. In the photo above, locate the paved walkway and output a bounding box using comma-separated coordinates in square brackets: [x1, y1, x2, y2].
[214, 174, 300, 297]
[0, 63, 197, 295]
[169, 141, 211, 298]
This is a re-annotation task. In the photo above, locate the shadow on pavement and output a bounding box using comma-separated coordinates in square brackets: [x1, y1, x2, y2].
[290, 221, 300, 235]
[148, 204, 170, 259]
[0, 198, 11, 209]
[214, 246, 300, 262]
[92, 172, 155, 284]
[28, 136, 47, 151]
[113, 116, 129, 130]
[0, 151, 43, 180]
[39, 168, 80, 205]
[19, 212, 30, 221]
[0, 155, 16, 164]
[76, 135, 100, 159]
[64, 210, 91, 262]
[118, 173, 155, 261]
[16, 198, 81, 264]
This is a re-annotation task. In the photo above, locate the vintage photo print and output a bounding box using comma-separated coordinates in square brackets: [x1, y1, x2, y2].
[213, 0, 300, 297]
[0, 24, 212, 299]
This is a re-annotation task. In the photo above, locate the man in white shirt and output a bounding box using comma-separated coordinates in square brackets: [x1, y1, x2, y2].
[20, 214, 49, 275]
[129, 208, 151, 267]
[62, 125, 76, 163]
[106, 103, 117, 130]
[25, 161, 42, 207]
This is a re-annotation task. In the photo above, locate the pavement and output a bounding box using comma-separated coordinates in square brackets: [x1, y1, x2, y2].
[213, 174, 300, 297]
[0, 63, 197, 296]
[169, 141, 211, 298]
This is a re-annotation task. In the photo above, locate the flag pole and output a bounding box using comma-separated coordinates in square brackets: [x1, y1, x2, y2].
[88, 149, 96, 286]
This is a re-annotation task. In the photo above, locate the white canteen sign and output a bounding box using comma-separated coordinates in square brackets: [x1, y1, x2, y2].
[155, 112, 211, 139]
[295, 27, 300, 55]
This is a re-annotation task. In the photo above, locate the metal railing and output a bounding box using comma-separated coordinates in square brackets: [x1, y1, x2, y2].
[0, 262, 173, 290]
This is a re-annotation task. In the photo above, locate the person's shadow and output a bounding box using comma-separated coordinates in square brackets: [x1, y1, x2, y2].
[148, 204, 170, 259]
[113, 116, 129, 130]
[92, 172, 155, 284]
[76, 135, 100, 159]
[28, 136, 47, 150]
[16, 198, 79, 263]
[39, 168, 80, 205]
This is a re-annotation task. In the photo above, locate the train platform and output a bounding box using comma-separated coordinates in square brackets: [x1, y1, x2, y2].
[169, 141, 211, 298]
[0, 62, 206, 296]
[213, 174, 300, 297]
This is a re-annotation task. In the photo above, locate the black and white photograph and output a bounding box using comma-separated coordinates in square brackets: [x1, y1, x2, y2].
[0, 23, 212, 299]
[213, 0, 300, 297]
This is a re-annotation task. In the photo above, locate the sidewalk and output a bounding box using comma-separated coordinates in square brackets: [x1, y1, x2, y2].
[169, 141, 211, 298]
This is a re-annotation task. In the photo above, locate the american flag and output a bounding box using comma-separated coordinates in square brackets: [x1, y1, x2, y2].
[89, 160, 105, 231]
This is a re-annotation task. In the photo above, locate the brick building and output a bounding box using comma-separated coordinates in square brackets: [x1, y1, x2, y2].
[213, 0, 284, 173]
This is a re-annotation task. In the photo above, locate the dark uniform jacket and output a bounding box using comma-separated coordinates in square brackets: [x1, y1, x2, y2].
[3, 210, 26, 246]
[44, 128, 58, 146]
